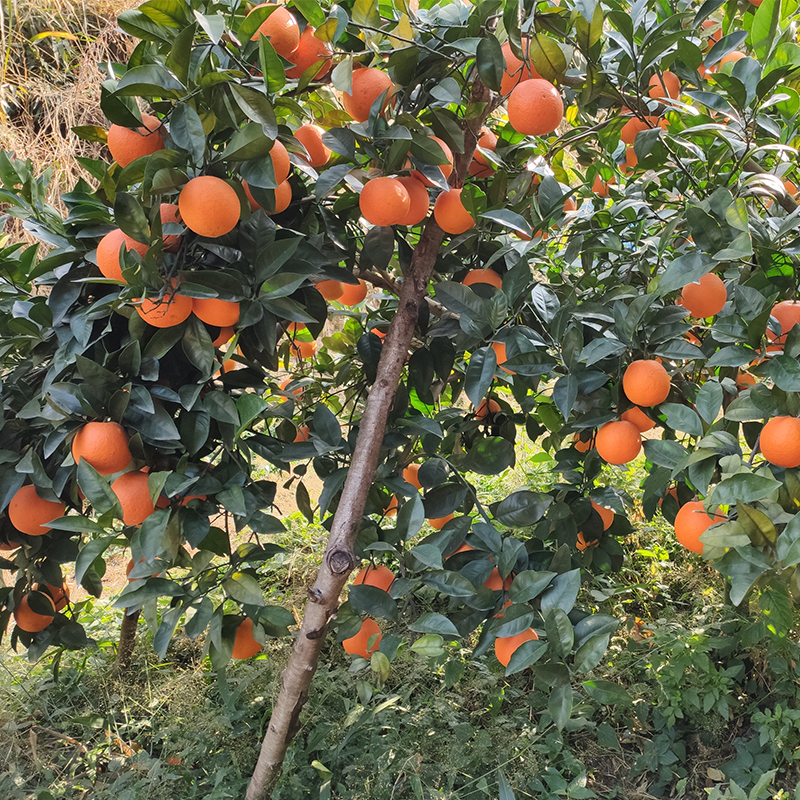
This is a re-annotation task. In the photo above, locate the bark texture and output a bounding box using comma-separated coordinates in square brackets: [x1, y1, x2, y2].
[245, 79, 492, 800]
[114, 608, 140, 674]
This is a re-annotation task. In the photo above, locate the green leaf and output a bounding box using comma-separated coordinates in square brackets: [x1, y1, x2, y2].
[695, 380, 723, 424]
[549, 682, 573, 731]
[545, 608, 574, 658]
[505, 639, 547, 675]
[493, 491, 552, 527]
[465, 347, 497, 409]
[769, 355, 800, 391]
[583, 679, 632, 705]
[396, 492, 425, 541]
[498, 769, 516, 800]
[509, 571, 556, 603]
[114, 64, 185, 97]
[114, 192, 150, 245]
[658, 253, 713, 294]
[230, 85, 278, 138]
[660, 403, 703, 437]
[349, 584, 397, 620]
[711, 474, 781, 506]
[408, 612, 460, 638]
[223, 572, 265, 606]
[76, 461, 120, 516]
[258, 35, 286, 94]
[410, 634, 445, 657]
[422, 570, 477, 598]
[410, 543, 443, 570]
[529, 33, 568, 83]
[539, 569, 580, 615]
[750, 0, 781, 62]
[462, 437, 515, 475]
[777, 513, 800, 567]
[75, 535, 115, 587]
[736, 502, 778, 547]
[169, 104, 205, 163]
[476, 34, 503, 92]
[573, 633, 610, 673]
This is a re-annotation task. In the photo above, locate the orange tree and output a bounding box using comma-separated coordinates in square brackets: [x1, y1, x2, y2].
[2, 0, 800, 795]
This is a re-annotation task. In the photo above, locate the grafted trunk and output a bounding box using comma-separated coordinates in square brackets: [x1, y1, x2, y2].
[114, 608, 140, 673]
[245, 80, 493, 800]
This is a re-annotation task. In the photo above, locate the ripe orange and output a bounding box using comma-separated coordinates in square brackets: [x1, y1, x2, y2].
[621, 406, 655, 432]
[736, 371, 756, 391]
[474, 128, 498, 166]
[8, 485, 65, 536]
[72, 421, 131, 475]
[463, 269, 502, 289]
[343, 618, 382, 658]
[269, 180, 294, 214]
[768, 300, 800, 344]
[484, 567, 512, 591]
[620, 115, 656, 145]
[232, 617, 262, 659]
[136, 282, 193, 328]
[285, 26, 332, 79]
[411, 136, 453, 187]
[111, 470, 155, 526]
[353, 564, 395, 592]
[573, 432, 594, 452]
[760, 416, 800, 468]
[338, 279, 368, 305]
[429, 514, 455, 530]
[490, 341, 515, 374]
[719, 51, 746, 69]
[159, 203, 182, 252]
[434, 188, 474, 235]
[35, 582, 69, 612]
[648, 71, 680, 100]
[178, 176, 240, 238]
[403, 463, 422, 489]
[192, 298, 240, 327]
[674, 500, 724, 553]
[295, 124, 331, 167]
[623, 147, 638, 173]
[290, 339, 317, 359]
[495, 628, 538, 667]
[468, 159, 494, 178]
[96, 229, 148, 283]
[248, 4, 300, 58]
[595, 420, 642, 465]
[701, 19, 722, 47]
[681, 273, 726, 318]
[342, 68, 393, 122]
[269, 140, 291, 184]
[507, 79, 564, 136]
[294, 425, 310, 442]
[577, 531, 599, 551]
[476, 398, 501, 420]
[591, 499, 614, 530]
[500, 41, 541, 95]
[15, 593, 56, 632]
[384, 494, 398, 517]
[107, 113, 164, 167]
[213, 326, 234, 346]
[316, 280, 344, 300]
[592, 174, 614, 197]
[359, 177, 411, 226]
[452, 541, 475, 554]
[623, 360, 671, 406]
[243, 181, 260, 212]
[396, 176, 429, 226]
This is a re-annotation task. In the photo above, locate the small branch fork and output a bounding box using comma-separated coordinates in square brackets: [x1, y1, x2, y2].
[244, 77, 494, 800]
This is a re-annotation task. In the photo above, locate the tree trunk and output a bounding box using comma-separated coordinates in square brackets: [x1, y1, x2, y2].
[114, 608, 140, 674]
[245, 79, 493, 800]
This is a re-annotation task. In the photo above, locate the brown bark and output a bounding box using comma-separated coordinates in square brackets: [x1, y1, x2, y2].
[245, 79, 492, 800]
[114, 608, 140, 673]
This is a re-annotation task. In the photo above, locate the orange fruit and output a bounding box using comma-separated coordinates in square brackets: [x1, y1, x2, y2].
[192, 298, 240, 327]
[719, 51, 746, 69]
[623, 360, 671, 406]
[621, 406, 655, 433]
[294, 425, 309, 442]
[474, 128, 498, 166]
[411, 136, 453, 187]
[768, 300, 800, 344]
[736, 371, 756, 391]
[484, 567, 512, 591]
[384, 494, 398, 517]
[595, 420, 642, 465]
[674, 500, 724, 554]
[268, 140, 291, 184]
[232, 617, 263, 659]
[248, 4, 300, 58]
[213, 326, 234, 346]
[295, 123, 331, 167]
[107, 113, 164, 167]
[476, 398, 501, 420]
[285, 322, 306, 335]
[648, 71, 680, 100]
[429, 513, 455, 530]
[490, 341, 515, 374]
[72, 421, 131, 475]
[623, 147, 638, 173]
[96, 228, 148, 283]
[507, 79, 564, 136]
[285, 26, 332, 79]
[126, 556, 161, 580]
[701, 19, 722, 47]
[316, 279, 344, 300]
[495, 628, 538, 667]
[592, 174, 614, 197]
[8, 485, 65, 536]
[469, 159, 495, 178]
[267, 180, 293, 214]
[620, 115, 656, 145]
[290, 339, 317, 359]
[591, 499, 614, 530]
[680, 273, 726, 318]
[342, 67, 394, 122]
[403, 463, 422, 489]
[343, 618, 382, 658]
[178, 176, 240, 238]
[577, 532, 599, 552]
[243, 181, 260, 212]
[353, 564, 395, 592]
[111, 470, 155, 526]
[500, 41, 541, 95]
[359, 177, 411, 226]
[338, 279, 368, 305]
[396, 176, 429, 225]
[159, 203, 182, 252]
[434, 188, 474, 235]
[136, 281, 193, 328]
[463, 269, 502, 289]
[14, 593, 56, 632]
[452, 541, 475, 554]
[760, 416, 800, 468]
[35, 582, 69, 612]
[573, 432, 594, 452]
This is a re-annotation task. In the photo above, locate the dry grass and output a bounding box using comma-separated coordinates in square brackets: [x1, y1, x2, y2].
[0, 0, 138, 228]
